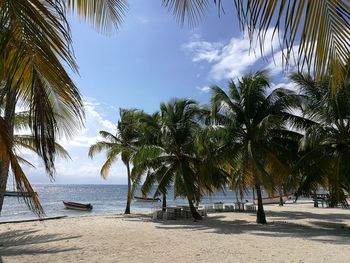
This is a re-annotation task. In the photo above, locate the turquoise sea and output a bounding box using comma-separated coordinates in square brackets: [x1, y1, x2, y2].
[1, 184, 253, 222]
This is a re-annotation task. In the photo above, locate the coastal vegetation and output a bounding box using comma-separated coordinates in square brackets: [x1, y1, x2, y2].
[91, 67, 350, 223]
[0, 0, 349, 224]
[89, 109, 144, 214]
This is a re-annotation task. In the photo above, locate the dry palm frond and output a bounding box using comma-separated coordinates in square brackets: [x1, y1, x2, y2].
[65, 0, 128, 32]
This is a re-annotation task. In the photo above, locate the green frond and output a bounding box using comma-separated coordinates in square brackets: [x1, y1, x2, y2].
[88, 141, 115, 158]
[234, 0, 350, 88]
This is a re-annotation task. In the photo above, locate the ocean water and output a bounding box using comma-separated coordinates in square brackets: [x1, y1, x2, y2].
[1, 184, 253, 222]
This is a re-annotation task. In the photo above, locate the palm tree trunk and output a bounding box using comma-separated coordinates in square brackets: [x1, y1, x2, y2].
[0, 161, 10, 214]
[124, 162, 131, 214]
[255, 184, 267, 224]
[0, 85, 17, 214]
[187, 198, 202, 220]
[279, 187, 284, 206]
[162, 193, 167, 212]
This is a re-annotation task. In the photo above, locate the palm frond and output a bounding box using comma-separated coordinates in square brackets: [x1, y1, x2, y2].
[234, 0, 350, 87]
[65, 0, 128, 32]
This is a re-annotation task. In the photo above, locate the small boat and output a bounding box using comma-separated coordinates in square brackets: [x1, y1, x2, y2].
[134, 196, 161, 202]
[253, 194, 291, 205]
[63, 201, 93, 211]
[4, 191, 36, 197]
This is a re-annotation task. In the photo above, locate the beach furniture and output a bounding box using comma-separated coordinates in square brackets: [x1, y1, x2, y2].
[234, 202, 245, 212]
[224, 205, 234, 212]
[63, 201, 93, 211]
[152, 210, 163, 219]
[204, 205, 215, 213]
[214, 202, 224, 212]
[312, 194, 329, 207]
[245, 204, 257, 212]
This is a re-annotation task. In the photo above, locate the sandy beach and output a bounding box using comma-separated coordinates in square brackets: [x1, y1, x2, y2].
[1, 204, 350, 263]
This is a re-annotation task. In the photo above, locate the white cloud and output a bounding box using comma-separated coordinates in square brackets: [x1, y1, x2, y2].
[266, 46, 299, 76]
[59, 100, 117, 149]
[17, 98, 129, 184]
[196, 85, 211, 94]
[183, 29, 282, 81]
[182, 40, 224, 63]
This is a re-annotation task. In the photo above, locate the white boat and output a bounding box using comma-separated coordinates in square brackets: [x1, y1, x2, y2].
[253, 194, 291, 205]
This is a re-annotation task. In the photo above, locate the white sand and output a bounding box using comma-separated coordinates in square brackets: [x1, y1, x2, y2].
[1, 204, 350, 263]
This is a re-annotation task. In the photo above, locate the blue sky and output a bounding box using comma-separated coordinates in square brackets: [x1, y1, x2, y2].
[20, 1, 297, 185]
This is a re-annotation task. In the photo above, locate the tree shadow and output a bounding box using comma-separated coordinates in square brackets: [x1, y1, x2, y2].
[153, 212, 350, 245]
[0, 228, 80, 261]
[265, 209, 350, 222]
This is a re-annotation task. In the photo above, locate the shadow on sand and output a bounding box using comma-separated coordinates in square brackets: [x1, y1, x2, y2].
[0, 228, 80, 262]
[148, 210, 350, 245]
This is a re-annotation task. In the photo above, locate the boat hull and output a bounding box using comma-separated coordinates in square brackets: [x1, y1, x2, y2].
[253, 195, 290, 205]
[63, 201, 93, 211]
[134, 196, 161, 202]
[4, 191, 34, 197]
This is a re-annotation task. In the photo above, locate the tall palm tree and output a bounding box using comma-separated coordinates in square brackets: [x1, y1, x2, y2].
[89, 109, 142, 214]
[164, 0, 350, 88]
[0, 0, 127, 213]
[211, 71, 302, 223]
[291, 66, 350, 207]
[131, 112, 170, 211]
[133, 99, 204, 220]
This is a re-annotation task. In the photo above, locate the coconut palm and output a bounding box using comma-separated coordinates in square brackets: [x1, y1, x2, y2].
[211, 72, 302, 223]
[0, 0, 127, 213]
[131, 112, 170, 211]
[89, 109, 142, 214]
[164, 0, 350, 88]
[291, 66, 350, 207]
[133, 99, 205, 220]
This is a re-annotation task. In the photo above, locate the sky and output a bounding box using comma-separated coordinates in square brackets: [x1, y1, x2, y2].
[19, 1, 298, 185]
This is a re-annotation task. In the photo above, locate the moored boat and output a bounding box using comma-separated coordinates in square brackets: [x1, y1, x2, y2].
[134, 196, 161, 202]
[4, 191, 36, 197]
[253, 194, 291, 205]
[63, 201, 93, 211]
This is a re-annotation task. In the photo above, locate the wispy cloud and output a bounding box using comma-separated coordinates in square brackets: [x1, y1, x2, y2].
[136, 16, 150, 24]
[21, 98, 128, 184]
[183, 28, 282, 81]
[196, 85, 211, 94]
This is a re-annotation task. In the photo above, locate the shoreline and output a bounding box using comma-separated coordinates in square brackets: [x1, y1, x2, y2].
[1, 203, 350, 262]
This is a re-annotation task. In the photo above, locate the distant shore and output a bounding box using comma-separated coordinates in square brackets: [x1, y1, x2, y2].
[1, 203, 350, 263]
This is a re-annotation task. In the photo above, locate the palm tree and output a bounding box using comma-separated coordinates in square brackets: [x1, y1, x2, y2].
[291, 66, 350, 207]
[0, 0, 127, 213]
[89, 109, 142, 214]
[131, 112, 170, 211]
[164, 0, 350, 88]
[211, 71, 302, 223]
[133, 99, 204, 220]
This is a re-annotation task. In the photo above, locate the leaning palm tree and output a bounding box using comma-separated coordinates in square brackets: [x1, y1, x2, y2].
[291, 66, 350, 207]
[89, 109, 142, 214]
[211, 71, 302, 223]
[133, 99, 204, 220]
[0, 0, 127, 213]
[164, 0, 349, 88]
